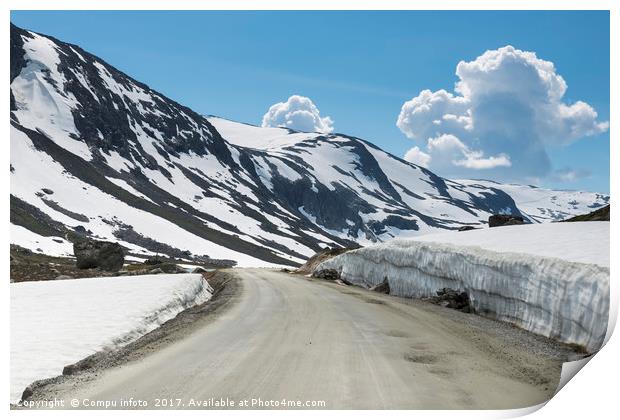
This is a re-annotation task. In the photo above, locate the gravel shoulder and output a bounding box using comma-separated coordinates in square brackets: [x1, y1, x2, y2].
[18, 269, 582, 409]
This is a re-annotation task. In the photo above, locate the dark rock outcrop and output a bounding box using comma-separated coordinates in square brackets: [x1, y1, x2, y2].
[425, 288, 472, 313]
[312, 268, 340, 280]
[73, 239, 125, 271]
[158, 263, 186, 273]
[369, 278, 390, 294]
[20, 386, 33, 402]
[144, 255, 165, 265]
[488, 214, 524, 228]
[458, 226, 478, 232]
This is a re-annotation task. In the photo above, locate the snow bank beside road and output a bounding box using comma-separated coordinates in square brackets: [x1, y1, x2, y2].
[10, 273, 213, 403]
[317, 222, 609, 352]
[414, 221, 609, 267]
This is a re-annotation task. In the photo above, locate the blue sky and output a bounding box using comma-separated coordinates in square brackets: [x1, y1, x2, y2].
[11, 10, 610, 193]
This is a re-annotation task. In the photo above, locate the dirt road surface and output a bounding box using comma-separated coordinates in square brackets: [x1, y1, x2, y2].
[30, 268, 575, 409]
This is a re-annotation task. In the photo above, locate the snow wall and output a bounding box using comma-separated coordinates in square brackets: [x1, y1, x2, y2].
[11, 274, 214, 403]
[316, 241, 609, 352]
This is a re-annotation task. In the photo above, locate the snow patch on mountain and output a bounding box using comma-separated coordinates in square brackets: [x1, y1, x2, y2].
[457, 179, 609, 223]
[10, 125, 282, 267]
[11, 31, 92, 160]
[10, 224, 73, 257]
[208, 116, 314, 150]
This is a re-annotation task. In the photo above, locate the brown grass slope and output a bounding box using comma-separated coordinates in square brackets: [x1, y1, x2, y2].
[562, 204, 610, 222]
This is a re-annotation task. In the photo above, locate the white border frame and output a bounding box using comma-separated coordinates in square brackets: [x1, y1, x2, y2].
[2, 2, 616, 419]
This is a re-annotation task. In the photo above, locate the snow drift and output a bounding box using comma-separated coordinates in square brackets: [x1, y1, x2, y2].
[10, 273, 213, 403]
[317, 222, 610, 353]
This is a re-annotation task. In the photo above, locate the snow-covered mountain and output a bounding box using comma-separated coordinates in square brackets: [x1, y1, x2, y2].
[9, 24, 609, 267]
[455, 179, 609, 223]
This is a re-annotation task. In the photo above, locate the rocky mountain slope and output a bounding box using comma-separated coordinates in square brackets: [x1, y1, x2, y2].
[10, 24, 609, 267]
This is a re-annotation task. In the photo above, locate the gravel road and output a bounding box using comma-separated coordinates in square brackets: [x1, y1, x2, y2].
[26, 268, 579, 409]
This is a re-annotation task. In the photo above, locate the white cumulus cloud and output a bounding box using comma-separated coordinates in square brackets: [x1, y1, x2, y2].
[403, 146, 431, 167]
[261, 95, 334, 133]
[397, 46, 608, 180]
[404, 133, 511, 170]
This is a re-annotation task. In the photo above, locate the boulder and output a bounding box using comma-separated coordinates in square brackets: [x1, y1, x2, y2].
[425, 287, 472, 313]
[158, 263, 186, 273]
[21, 386, 33, 401]
[62, 360, 91, 375]
[488, 214, 524, 228]
[191, 266, 208, 274]
[312, 268, 340, 280]
[62, 364, 79, 375]
[504, 218, 524, 226]
[73, 225, 89, 234]
[369, 278, 390, 294]
[144, 255, 164, 265]
[73, 239, 125, 271]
